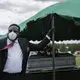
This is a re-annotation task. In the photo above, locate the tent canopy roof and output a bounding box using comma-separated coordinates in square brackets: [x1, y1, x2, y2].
[19, 0, 80, 31]
[1, 0, 80, 40]
[19, 0, 80, 41]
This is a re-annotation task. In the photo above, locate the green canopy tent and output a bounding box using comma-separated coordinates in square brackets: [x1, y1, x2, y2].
[19, 1, 80, 80]
[0, 1, 80, 80]
[1, 0, 80, 40]
[19, 0, 80, 41]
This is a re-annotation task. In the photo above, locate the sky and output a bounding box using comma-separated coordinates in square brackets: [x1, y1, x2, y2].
[0, 0, 62, 35]
[1, 0, 80, 43]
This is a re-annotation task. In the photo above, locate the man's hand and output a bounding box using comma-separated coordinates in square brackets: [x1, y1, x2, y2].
[46, 28, 54, 40]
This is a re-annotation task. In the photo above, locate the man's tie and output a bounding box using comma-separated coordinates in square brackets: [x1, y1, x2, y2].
[0, 42, 14, 51]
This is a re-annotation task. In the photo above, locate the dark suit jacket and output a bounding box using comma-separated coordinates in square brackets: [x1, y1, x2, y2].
[0, 37, 50, 73]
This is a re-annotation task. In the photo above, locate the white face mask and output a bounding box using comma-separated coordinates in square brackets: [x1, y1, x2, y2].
[8, 31, 17, 41]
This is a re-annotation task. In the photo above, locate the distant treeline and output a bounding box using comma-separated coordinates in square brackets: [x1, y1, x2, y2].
[54, 43, 80, 53]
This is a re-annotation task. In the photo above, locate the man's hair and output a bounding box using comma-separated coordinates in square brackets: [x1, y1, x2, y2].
[9, 24, 20, 32]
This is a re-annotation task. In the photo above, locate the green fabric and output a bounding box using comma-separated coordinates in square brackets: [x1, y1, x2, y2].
[19, 0, 80, 30]
[20, 14, 80, 41]
[1, 0, 80, 40]
[19, 0, 80, 40]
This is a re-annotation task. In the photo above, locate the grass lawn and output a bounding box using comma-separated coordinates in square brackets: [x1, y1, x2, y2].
[76, 56, 80, 67]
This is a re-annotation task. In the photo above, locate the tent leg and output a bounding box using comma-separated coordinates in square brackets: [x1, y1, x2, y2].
[51, 15, 55, 80]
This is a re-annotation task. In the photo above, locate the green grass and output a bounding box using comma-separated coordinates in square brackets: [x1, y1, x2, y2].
[76, 56, 80, 67]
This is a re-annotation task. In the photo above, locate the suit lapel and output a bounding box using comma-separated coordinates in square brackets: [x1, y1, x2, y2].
[0, 38, 7, 49]
[4, 38, 8, 63]
[18, 38, 25, 55]
[1, 38, 8, 70]
[18, 38, 30, 73]
[18, 38, 29, 54]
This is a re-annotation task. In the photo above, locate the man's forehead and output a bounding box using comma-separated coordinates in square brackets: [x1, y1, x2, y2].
[9, 26, 19, 30]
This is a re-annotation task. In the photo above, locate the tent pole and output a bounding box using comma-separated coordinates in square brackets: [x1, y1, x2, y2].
[51, 14, 55, 80]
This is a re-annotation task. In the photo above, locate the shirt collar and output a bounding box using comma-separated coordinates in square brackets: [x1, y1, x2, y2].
[7, 38, 18, 44]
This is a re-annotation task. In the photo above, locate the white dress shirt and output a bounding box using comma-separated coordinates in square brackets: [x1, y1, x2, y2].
[3, 39, 23, 73]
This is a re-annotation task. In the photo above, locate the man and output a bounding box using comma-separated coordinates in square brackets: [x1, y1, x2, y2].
[0, 24, 53, 80]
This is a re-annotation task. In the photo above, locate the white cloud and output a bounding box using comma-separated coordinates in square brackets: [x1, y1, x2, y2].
[34, 0, 64, 2]
[0, 0, 6, 3]
[0, 9, 24, 34]
[0, 9, 22, 24]
[1, 0, 28, 5]
[0, 28, 7, 35]
[0, 0, 59, 35]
